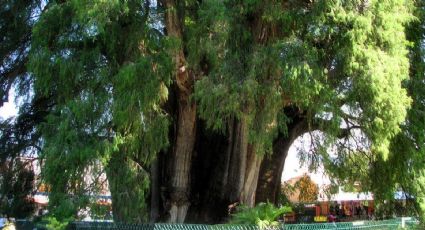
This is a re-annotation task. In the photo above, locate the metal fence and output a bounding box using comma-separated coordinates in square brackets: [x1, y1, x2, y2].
[68, 218, 419, 230]
[16, 218, 419, 230]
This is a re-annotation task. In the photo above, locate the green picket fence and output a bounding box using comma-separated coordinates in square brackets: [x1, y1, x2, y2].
[69, 218, 419, 230]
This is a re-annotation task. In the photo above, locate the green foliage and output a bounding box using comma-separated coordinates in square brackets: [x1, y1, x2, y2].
[88, 202, 111, 220]
[230, 202, 292, 228]
[0, 0, 41, 103]
[294, 175, 319, 203]
[319, 0, 425, 223]
[0, 157, 36, 218]
[10, 0, 418, 223]
[0, 0, 43, 219]
[194, 0, 413, 158]
[44, 216, 73, 230]
[193, 1, 296, 154]
[29, 0, 172, 221]
[106, 152, 150, 223]
[375, 0, 425, 222]
[323, 151, 373, 193]
[374, 199, 418, 220]
[303, 0, 412, 159]
[278, 183, 293, 207]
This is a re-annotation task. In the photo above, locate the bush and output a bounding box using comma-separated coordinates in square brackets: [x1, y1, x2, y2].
[230, 202, 292, 229]
[41, 216, 73, 230]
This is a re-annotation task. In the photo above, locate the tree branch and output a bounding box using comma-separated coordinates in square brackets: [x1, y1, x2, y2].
[309, 118, 362, 139]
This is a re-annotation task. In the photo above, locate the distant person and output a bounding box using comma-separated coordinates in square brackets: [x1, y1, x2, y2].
[356, 205, 362, 217]
[363, 205, 369, 216]
[328, 213, 336, 222]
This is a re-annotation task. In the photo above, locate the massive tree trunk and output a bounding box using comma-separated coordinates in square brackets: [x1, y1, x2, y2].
[169, 93, 196, 223]
[185, 117, 264, 223]
[162, 0, 197, 223]
[256, 110, 308, 204]
[240, 145, 263, 206]
[222, 116, 263, 207]
[225, 117, 249, 203]
[160, 1, 304, 223]
[185, 121, 229, 223]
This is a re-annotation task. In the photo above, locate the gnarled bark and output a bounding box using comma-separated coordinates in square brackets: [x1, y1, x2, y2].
[225, 117, 249, 202]
[240, 145, 263, 206]
[221, 116, 263, 207]
[162, 0, 197, 223]
[169, 94, 196, 223]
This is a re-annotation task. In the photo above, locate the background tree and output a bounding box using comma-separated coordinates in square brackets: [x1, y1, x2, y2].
[255, 0, 414, 205]
[294, 175, 319, 203]
[0, 0, 42, 105]
[0, 0, 45, 219]
[281, 175, 319, 204]
[29, 0, 171, 222]
[318, 0, 425, 223]
[0, 157, 35, 218]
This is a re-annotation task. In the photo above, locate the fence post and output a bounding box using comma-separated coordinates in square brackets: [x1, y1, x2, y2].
[401, 217, 411, 228]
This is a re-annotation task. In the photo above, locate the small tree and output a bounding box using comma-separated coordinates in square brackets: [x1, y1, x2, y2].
[294, 175, 319, 203]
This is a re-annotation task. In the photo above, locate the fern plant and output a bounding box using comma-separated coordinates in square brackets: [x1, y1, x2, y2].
[230, 202, 292, 229]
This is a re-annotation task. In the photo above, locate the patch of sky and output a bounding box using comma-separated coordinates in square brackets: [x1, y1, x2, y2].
[0, 86, 18, 120]
[84, 23, 99, 37]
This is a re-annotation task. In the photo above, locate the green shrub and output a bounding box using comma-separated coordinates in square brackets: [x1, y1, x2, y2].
[230, 202, 292, 229]
[43, 216, 73, 230]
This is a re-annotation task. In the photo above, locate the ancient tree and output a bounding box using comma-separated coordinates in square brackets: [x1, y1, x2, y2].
[1, 0, 423, 224]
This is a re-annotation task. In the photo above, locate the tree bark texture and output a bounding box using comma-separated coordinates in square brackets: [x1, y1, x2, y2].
[169, 94, 196, 223]
[240, 145, 263, 207]
[225, 117, 249, 203]
[159, 3, 308, 221]
[163, 0, 197, 223]
[153, 101, 310, 223]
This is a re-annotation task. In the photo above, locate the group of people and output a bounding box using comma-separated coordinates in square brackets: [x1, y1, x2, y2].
[328, 201, 372, 222]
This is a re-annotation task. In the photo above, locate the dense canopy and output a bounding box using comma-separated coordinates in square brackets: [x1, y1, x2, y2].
[1, 0, 424, 225]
